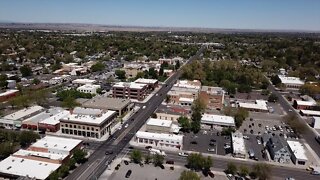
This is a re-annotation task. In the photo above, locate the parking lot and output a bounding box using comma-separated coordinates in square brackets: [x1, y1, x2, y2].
[107, 160, 227, 180]
[183, 130, 232, 156]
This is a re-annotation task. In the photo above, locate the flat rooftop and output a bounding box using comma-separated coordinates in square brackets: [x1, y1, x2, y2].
[146, 118, 172, 128]
[232, 132, 246, 155]
[81, 96, 131, 110]
[113, 82, 147, 89]
[0, 156, 60, 180]
[134, 78, 158, 84]
[201, 114, 235, 126]
[63, 108, 116, 125]
[3, 106, 44, 121]
[72, 78, 96, 84]
[23, 107, 65, 125]
[39, 110, 70, 125]
[238, 100, 268, 111]
[136, 131, 183, 142]
[30, 136, 82, 153]
[287, 140, 308, 160]
[14, 149, 67, 161]
[174, 80, 201, 90]
[300, 110, 320, 116]
[278, 75, 304, 85]
[0, 89, 19, 97]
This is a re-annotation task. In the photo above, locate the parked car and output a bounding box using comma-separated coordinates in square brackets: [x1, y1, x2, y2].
[190, 141, 198, 144]
[243, 136, 250, 140]
[208, 171, 215, 178]
[145, 146, 152, 149]
[179, 152, 189, 157]
[105, 150, 113, 155]
[125, 170, 132, 178]
[166, 160, 174, 164]
[124, 160, 129, 165]
[124, 124, 128, 128]
[208, 148, 215, 152]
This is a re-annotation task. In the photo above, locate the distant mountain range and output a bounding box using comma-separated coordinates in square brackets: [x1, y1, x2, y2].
[0, 22, 319, 33]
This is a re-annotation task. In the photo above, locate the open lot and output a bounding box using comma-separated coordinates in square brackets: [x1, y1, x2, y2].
[183, 130, 232, 156]
[107, 161, 227, 180]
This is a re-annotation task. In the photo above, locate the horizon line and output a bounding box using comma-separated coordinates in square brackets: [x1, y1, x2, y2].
[0, 21, 320, 33]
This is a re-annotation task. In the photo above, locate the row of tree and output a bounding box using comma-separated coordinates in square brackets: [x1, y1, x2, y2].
[225, 162, 271, 180]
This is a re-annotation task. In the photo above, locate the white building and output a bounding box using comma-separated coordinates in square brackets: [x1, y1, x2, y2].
[278, 75, 305, 88]
[48, 75, 71, 85]
[238, 100, 268, 112]
[60, 107, 117, 139]
[231, 132, 246, 158]
[146, 118, 180, 134]
[77, 84, 101, 94]
[0, 105, 44, 128]
[0, 156, 61, 179]
[72, 78, 96, 85]
[300, 110, 320, 117]
[201, 114, 235, 127]
[287, 140, 308, 165]
[29, 136, 82, 155]
[134, 131, 183, 150]
[173, 80, 201, 90]
[312, 116, 320, 129]
[179, 97, 194, 107]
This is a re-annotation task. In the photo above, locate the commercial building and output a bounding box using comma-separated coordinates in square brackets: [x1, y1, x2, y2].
[312, 116, 320, 129]
[72, 78, 96, 85]
[81, 96, 132, 116]
[145, 118, 180, 134]
[199, 86, 225, 110]
[0, 105, 44, 129]
[21, 107, 68, 132]
[287, 140, 308, 165]
[158, 57, 183, 65]
[300, 109, 320, 117]
[112, 82, 148, 101]
[48, 75, 71, 85]
[38, 110, 70, 132]
[134, 78, 158, 91]
[60, 107, 117, 139]
[278, 75, 305, 89]
[201, 114, 235, 127]
[266, 135, 291, 164]
[0, 155, 61, 179]
[77, 84, 101, 94]
[0, 136, 82, 179]
[28, 136, 82, 156]
[0, 89, 19, 102]
[134, 131, 183, 150]
[231, 132, 246, 158]
[238, 100, 268, 112]
[174, 80, 201, 90]
[293, 96, 317, 110]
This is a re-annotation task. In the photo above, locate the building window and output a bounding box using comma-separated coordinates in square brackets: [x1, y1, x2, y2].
[91, 127, 94, 131]
[62, 129, 65, 133]
[65, 124, 68, 128]
[74, 125, 76, 128]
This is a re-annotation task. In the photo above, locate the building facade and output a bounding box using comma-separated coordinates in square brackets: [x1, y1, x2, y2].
[266, 135, 291, 164]
[199, 86, 225, 110]
[60, 107, 117, 139]
[134, 131, 183, 150]
[112, 82, 148, 101]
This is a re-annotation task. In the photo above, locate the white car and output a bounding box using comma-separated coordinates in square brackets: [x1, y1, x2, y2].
[243, 136, 250, 140]
[207, 148, 215, 152]
[124, 124, 128, 128]
[257, 139, 261, 145]
[178, 152, 189, 157]
[224, 145, 231, 149]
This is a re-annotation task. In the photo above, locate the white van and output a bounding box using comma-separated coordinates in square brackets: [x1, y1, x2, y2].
[149, 148, 166, 156]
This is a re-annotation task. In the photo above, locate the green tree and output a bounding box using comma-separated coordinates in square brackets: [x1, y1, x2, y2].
[48, 171, 59, 180]
[0, 74, 8, 89]
[186, 153, 205, 171]
[191, 97, 205, 133]
[225, 162, 237, 175]
[32, 78, 41, 85]
[179, 170, 200, 180]
[58, 164, 70, 178]
[130, 149, 142, 164]
[144, 154, 152, 164]
[115, 70, 126, 80]
[268, 93, 278, 102]
[253, 163, 271, 180]
[165, 95, 171, 103]
[62, 96, 80, 109]
[159, 67, 164, 76]
[177, 116, 191, 132]
[90, 62, 105, 72]
[239, 165, 249, 177]
[152, 154, 164, 167]
[20, 65, 32, 77]
[270, 75, 281, 86]
[234, 108, 249, 128]
[19, 130, 40, 147]
[73, 149, 88, 164]
[203, 156, 213, 172]
[283, 114, 307, 135]
[175, 60, 181, 70]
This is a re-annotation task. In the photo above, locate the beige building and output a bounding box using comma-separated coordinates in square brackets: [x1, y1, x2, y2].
[199, 86, 225, 110]
[60, 107, 117, 139]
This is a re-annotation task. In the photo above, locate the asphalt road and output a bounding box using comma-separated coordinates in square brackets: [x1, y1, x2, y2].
[65, 46, 205, 180]
[267, 84, 320, 157]
[127, 148, 319, 180]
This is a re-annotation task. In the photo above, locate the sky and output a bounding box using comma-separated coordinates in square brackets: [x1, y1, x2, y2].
[0, 0, 320, 31]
